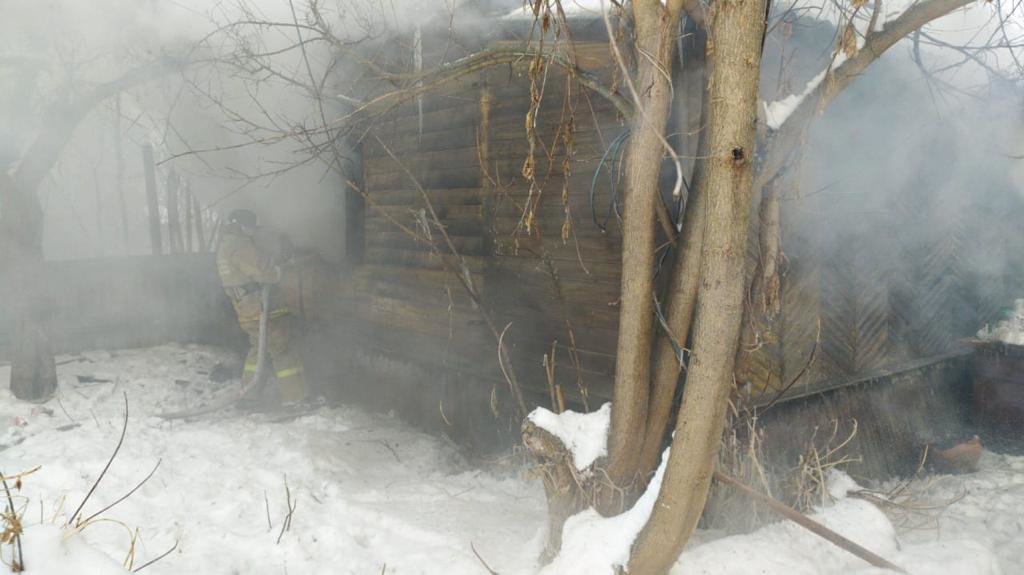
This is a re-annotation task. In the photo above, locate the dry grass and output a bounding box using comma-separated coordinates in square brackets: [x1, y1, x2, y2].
[850, 449, 967, 534]
[704, 414, 776, 532]
[789, 419, 861, 512]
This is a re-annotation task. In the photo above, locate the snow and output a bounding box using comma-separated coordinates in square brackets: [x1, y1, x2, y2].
[763, 68, 828, 129]
[3, 525, 131, 575]
[1, 345, 1022, 574]
[541, 446, 670, 574]
[977, 298, 1024, 344]
[673, 462, 1010, 575]
[527, 403, 610, 471]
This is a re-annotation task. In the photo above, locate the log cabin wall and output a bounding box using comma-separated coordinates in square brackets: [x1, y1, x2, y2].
[344, 38, 626, 445]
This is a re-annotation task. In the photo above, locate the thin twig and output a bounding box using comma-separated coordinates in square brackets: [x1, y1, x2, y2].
[80, 459, 162, 525]
[276, 476, 297, 545]
[760, 318, 821, 413]
[264, 490, 273, 532]
[69, 392, 129, 526]
[470, 542, 500, 575]
[132, 540, 179, 573]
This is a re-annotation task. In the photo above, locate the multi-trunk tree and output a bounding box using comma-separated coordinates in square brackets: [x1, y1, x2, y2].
[519, 0, 993, 571]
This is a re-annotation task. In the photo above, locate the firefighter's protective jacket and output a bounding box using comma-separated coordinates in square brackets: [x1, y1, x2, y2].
[216, 230, 286, 324]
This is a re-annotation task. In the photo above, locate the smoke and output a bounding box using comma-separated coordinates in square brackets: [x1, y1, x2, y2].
[0, 0, 512, 261]
[755, 2, 1024, 349]
[5, 0, 1023, 383]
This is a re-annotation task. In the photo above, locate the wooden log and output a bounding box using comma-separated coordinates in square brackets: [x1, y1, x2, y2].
[713, 471, 907, 573]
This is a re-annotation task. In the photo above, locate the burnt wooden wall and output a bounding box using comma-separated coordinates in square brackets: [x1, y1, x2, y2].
[760, 177, 1023, 402]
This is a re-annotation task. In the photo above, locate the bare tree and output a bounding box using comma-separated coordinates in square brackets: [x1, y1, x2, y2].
[0, 56, 178, 400]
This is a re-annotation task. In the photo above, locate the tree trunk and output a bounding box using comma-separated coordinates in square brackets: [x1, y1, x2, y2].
[638, 24, 709, 476]
[1, 174, 57, 402]
[604, 0, 687, 498]
[734, 174, 784, 395]
[2, 61, 171, 400]
[628, 0, 766, 571]
[522, 420, 590, 563]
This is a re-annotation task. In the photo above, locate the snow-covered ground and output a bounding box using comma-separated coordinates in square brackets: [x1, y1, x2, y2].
[0, 344, 1022, 574]
[0, 345, 546, 574]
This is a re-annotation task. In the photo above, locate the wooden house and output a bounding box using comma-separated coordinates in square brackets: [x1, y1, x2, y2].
[322, 15, 1024, 459]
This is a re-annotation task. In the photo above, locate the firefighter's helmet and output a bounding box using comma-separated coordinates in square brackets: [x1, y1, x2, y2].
[226, 209, 258, 233]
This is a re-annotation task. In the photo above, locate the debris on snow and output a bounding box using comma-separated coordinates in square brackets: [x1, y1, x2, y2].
[527, 403, 611, 471]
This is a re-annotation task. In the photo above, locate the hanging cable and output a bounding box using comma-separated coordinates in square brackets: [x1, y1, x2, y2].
[590, 130, 630, 232]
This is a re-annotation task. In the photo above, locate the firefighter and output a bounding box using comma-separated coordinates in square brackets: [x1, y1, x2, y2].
[216, 209, 308, 405]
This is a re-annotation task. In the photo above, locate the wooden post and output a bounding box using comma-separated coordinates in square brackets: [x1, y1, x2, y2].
[184, 181, 193, 253]
[166, 167, 182, 253]
[713, 472, 907, 573]
[193, 194, 206, 252]
[114, 95, 130, 253]
[93, 164, 104, 257]
[142, 144, 162, 255]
